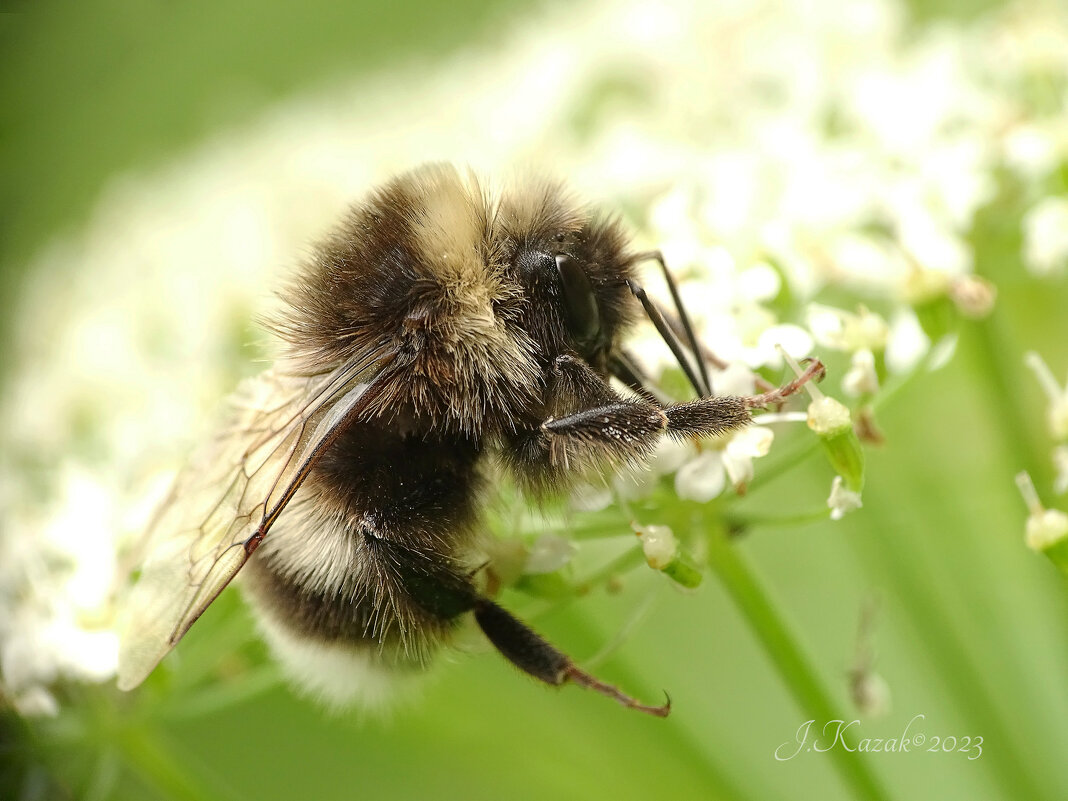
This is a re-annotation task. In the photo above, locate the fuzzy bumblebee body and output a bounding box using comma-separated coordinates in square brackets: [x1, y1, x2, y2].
[245, 165, 645, 705]
[119, 164, 816, 715]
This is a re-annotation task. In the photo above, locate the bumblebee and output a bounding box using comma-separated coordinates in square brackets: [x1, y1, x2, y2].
[118, 164, 820, 715]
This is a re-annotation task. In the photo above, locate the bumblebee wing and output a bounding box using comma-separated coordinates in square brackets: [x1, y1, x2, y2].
[117, 350, 395, 690]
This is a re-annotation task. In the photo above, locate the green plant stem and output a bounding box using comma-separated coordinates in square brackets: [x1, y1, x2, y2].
[730, 507, 832, 529]
[702, 520, 892, 801]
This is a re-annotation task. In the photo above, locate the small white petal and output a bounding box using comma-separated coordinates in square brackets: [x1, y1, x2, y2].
[525, 535, 578, 575]
[726, 425, 775, 459]
[755, 324, 814, 369]
[722, 452, 754, 488]
[14, 686, 60, 718]
[675, 451, 727, 502]
[900, 217, 972, 277]
[614, 469, 658, 501]
[927, 333, 959, 372]
[843, 348, 879, 397]
[648, 437, 697, 477]
[570, 482, 614, 513]
[712, 362, 756, 397]
[736, 262, 782, 303]
[885, 308, 930, 374]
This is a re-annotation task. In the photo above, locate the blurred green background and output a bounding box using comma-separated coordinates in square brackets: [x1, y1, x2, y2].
[2, 1, 1067, 800]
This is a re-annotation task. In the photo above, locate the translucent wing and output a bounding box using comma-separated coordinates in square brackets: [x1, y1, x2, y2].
[117, 349, 395, 690]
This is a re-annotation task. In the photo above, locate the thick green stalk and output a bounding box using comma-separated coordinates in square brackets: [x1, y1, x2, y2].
[701, 518, 892, 801]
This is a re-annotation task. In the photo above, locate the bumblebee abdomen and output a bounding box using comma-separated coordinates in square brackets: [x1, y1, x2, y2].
[240, 419, 487, 704]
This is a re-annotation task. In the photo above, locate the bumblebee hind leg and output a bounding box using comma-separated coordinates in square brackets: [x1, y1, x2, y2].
[472, 599, 670, 717]
[370, 533, 670, 716]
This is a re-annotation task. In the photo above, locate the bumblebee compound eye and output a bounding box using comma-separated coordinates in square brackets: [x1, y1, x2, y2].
[555, 254, 601, 348]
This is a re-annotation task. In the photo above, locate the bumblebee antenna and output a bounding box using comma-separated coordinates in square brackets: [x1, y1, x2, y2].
[627, 252, 713, 397]
[625, 279, 708, 398]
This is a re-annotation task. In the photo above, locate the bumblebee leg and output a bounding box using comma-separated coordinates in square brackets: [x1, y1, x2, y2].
[472, 598, 670, 717]
[539, 353, 824, 468]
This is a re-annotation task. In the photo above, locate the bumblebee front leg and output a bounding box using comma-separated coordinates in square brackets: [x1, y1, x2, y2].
[537, 353, 824, 471]
[535, 355, 745, 470]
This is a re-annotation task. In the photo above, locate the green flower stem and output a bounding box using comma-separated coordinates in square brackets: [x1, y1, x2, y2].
[702, 519, 892, 801]
[729, 507, 832, 530]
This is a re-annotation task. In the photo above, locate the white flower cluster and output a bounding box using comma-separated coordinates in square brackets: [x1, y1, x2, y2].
[3, 0, 1067, 712]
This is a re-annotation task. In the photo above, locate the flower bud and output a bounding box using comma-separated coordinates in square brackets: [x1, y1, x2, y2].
[1017, 471, 1068, 573]
[807, 396, 851, 436]
[808, 396, 865, 492]
[639, 524, 677, 570]
[636, 524, 704, 588]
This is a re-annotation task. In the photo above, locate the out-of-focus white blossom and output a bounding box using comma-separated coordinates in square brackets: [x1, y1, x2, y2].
[807, 304, 889, 353]
[1023, 197, 1068, 277]
[1003, 124, 1060, 179]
